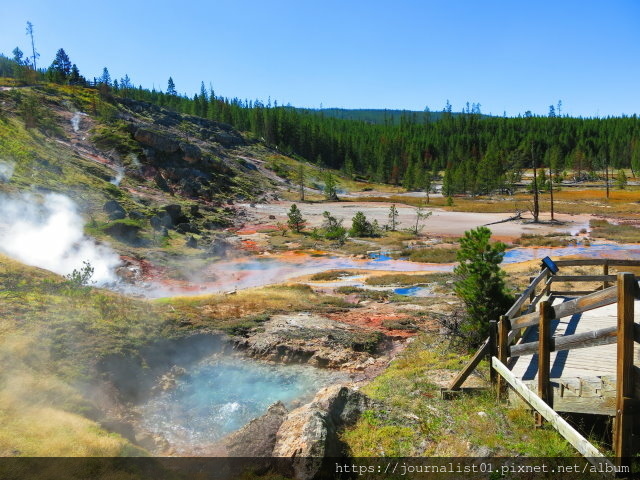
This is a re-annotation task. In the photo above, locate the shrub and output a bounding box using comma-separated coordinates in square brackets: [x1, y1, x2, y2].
[453, 227, 513, 348]
[350, 211, 378, 237]
[286, 204, 306, 233]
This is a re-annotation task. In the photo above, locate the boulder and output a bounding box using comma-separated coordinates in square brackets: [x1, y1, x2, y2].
[179, 142, 202, 164]
[222, 401, 289, 457]
[176, 223, 200, 234]
[273, 385, 373, 479]
[163, 204, 185, 224]
[103, 200, 126, 220]
[185, 236, 198, 249]
[104, 221, 142, 245]
[134, 128, 179, 153]
[207, 234, 234, 257]
[150, 212, 173, 231]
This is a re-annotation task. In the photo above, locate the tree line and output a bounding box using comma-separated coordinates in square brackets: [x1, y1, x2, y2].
[2, 34, 640, 193]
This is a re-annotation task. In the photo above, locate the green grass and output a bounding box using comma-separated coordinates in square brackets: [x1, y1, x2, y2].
[310, 270, 358, 281]
[392, 246, 459, 263]
[365, 273, 452, 286]
[341, 334, 579, 457]
[589, 219, 640, 243]
[335, 286, 390, 301]
[513, 232, 576, 247]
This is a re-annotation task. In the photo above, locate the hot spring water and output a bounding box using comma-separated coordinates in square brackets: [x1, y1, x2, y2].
[138, 354, 346, 452]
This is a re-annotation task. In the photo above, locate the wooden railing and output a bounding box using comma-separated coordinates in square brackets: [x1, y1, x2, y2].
[491, 272, 637, 466]
[444, 258, 640, 466]
[447, 259, 640, 392]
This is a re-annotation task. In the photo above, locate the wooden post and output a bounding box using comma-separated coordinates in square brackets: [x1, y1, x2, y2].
[603, 261, 610, 290]
[536, 301, 552, 426]
[529, 276, 535, 304]
[497, 315, 510, 402]
[489, 320, 498, 387]
[614, 273, 635, 465]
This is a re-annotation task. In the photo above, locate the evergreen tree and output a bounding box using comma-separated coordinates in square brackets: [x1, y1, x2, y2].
[48, 48, 72, 83]
[321, 211, 347, 244]
[453, 227, 513, 347]
[12, 47, 23, 64]
[287, 204, 305, 233]
[323, 171, 338, 200]
[68, 64, 82, 85]
[167, 77, 177, 96]
[350, 211, 376, 237]
[617, 170, 628, 190]
[296, 163, 306, 201]
[100, 67, 111, 86]
[388, 204, 399, 231]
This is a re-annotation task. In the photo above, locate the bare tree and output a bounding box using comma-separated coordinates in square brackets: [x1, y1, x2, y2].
[25, 21, 38, 71]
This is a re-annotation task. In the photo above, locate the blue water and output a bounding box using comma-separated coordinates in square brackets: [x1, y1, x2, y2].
[394, 286, 424, 296]
[138, 354, 344, 451]
[502, 242, 640, 264]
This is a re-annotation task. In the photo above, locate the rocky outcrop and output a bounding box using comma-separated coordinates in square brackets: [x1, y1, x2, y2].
[103, 200, 126, 220]
[233, 313, 382, 368]
[134, 128, 179, 153]
[104, 221, 142, 245]
[179, 142, 202, 164]
[273, 385, 373, 479]
[222, 401, 289, 457]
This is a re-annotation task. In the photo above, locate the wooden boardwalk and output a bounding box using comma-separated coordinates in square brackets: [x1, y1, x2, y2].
[511, 297, 640, 380]
[446, 260, 640, 464]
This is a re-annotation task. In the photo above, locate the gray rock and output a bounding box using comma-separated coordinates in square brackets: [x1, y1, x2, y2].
[185, 236, 198, 249]
[163, 204, 184, 224]
[134, 128, 179, 153]
[273, 385, 373, 479]
[179, 142, 202, 164]
[223, 401, 289, 457]
[103, 200, 126, 220]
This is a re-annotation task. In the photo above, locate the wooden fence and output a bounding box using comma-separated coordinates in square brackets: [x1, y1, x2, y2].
[444, 258, 640, 467]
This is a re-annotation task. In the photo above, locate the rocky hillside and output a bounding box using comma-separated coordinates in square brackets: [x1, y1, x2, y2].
[0, 84, 284, 261]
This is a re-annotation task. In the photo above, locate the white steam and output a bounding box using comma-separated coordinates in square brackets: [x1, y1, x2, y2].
[0, 160, 15, 182]
[0, 192, 122, 285]
[110, 165, 125, 186]
[70, 112, 86, 133]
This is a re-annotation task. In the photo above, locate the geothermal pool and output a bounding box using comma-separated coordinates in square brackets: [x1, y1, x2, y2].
[137, 353, 346, 453]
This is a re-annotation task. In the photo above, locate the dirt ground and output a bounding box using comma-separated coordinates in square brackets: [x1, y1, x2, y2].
[238, 200, 592, 240]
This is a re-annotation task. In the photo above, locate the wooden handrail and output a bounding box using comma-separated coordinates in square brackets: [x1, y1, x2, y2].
[510, 325, 617, 357]
[492, 357, 614, 467]
[554, 259, 640, 267]
[505, 268, 549, 318]
[510, 286, 617, 330]
[550, 275, 617, 283]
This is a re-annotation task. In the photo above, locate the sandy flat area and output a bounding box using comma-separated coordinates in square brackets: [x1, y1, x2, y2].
[239, 201, 592, 239]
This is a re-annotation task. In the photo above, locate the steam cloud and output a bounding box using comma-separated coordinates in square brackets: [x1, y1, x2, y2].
[0, 192, 122, 285]
[110, 165, 125, 186]
[0, 160, 15, 182]
[70, 112, 84, 133]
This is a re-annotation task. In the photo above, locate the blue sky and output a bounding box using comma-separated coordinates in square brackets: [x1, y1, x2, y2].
[1, 0, 639, 117]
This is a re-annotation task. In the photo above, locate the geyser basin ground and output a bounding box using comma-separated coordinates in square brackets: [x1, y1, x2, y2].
[137, 353, 346, 454]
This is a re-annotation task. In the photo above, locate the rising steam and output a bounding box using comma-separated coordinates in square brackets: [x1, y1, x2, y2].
[0, 160, 15, 182]
[0, 192, 122, 285]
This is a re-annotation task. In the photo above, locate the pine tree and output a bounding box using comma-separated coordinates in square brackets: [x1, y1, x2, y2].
[296, 163, 306, 201]
[388, 204, 399, 231]
[617, 170, 628, 190]
[167, 77, 177, 96]
[287, 204, 305, 233]
[100, 67, 111, 86]
[350, 211, 376, 237]
[323, 171, 338, 200]
[69, 64, 82, 85]
[453, 227, 513, 347]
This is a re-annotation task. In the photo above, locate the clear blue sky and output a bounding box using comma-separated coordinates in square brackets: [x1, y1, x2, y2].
[1, 0, 639, 117]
